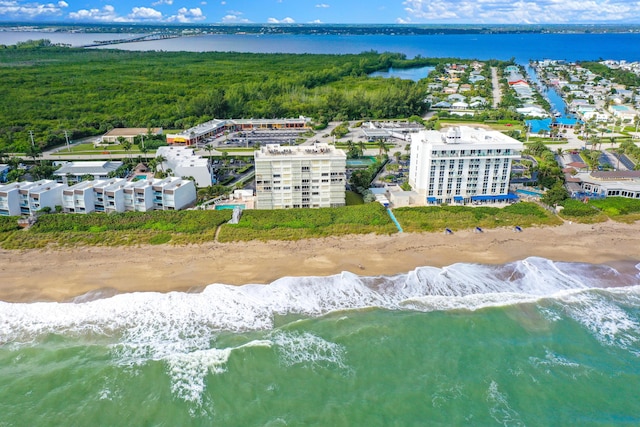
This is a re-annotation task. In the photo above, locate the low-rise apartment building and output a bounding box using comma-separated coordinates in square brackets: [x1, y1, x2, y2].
[156, 146, 213, 188]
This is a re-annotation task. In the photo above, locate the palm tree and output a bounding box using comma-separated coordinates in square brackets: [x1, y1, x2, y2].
[124, 141, 133, 157]
[155, 155, 166, 173]
[587, 150, 600, 172]
[377, 139, 389, 157]
[205, 144, 214, 165]
[25, 143, 42, 166]
[147, 158, 158, 175]
[613, 147, 627, 171]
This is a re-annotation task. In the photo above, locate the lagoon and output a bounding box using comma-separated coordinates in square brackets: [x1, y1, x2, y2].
[3, 31, 640, 64]
[369, 65, 435, 81]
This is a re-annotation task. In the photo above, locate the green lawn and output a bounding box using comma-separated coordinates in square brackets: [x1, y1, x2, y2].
[55, 142, 150, 155]
[560, 197, 640, 224]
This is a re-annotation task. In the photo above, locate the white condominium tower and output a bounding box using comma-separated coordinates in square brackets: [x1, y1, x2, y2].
[254, 143, 347, 209]
[409, 126, 523, 205]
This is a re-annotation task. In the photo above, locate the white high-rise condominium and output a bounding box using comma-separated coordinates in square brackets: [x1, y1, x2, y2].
[409, 126, 523, 205]
[254, 143, 347, 209]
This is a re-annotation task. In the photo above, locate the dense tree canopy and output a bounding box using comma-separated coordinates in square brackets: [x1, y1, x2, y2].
[0, 44, 440, 152]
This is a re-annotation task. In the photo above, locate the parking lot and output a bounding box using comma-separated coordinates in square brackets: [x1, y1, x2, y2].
[204, 129, 309, 148]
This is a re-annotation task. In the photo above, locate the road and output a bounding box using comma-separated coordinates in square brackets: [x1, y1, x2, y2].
[491, 67, 501, 108]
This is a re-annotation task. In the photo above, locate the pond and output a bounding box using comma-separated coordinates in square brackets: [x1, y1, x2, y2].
[369, 66, 435, 82]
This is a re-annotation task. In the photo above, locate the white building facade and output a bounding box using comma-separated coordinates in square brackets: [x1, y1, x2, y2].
[151, 177, 197, 210]
[254, 143, 346, 209]
[156, 146, 213, 188]
[4, 177, 195, 216]
[409, 127, 523, 205]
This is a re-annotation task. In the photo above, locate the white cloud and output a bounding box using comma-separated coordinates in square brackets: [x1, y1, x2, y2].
[68, 4, 125, 21]
[151, 0, 173, 6]
[309, 19, 322, 23]
[129, 6, 162, 20]
[401, 0, 640, 23]
[267, 16, 295, 23]
[167, 6, 205, 22]
[0, 0, 69, 18]
[315, 3, 329, 7]
[221, 10, 250, 23]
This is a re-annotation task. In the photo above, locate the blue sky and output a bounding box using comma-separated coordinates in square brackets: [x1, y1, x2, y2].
[1, 0, 639, 24]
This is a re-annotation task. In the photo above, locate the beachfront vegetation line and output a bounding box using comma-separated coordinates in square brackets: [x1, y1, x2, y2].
[217, 203, 397, 242]
[0, 210, 232, 249]
[2, 198, 639, 249]
[393, 202, 562, 232]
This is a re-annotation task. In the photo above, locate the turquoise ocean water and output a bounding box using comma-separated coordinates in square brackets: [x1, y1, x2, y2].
[2, 257, 640, 426]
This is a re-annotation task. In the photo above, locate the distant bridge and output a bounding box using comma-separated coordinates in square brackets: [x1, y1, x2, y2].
[82, 33, 180, 47]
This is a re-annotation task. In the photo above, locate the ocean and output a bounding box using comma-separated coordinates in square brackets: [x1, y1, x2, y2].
[2, 257, 640, 426]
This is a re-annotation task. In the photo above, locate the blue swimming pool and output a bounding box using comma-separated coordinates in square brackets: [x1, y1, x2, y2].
[214, 204, 246, 210]
[516, 189, 543, 197]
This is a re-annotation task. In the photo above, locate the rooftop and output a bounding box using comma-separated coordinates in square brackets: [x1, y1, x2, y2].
[255, 143, 346, 159]
[414, 126, 523, 148]
[55, 161, 123, 176]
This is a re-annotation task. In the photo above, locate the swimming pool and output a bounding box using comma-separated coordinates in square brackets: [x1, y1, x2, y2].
[347, 157, 376, 168]
[516, 189, 543, 197]
[134, 175, 148, 181]
[214, 204, 246, 210]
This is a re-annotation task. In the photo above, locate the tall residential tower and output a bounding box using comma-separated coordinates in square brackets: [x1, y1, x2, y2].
[254, 143, 346, 209]
[409, 126, 522, 205]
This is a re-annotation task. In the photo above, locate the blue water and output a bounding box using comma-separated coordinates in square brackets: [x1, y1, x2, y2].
[369, 66, 435, 81]
[516, 189, 543, 197]
[214, 204, 245, 210]
[526, 64, 569, 117]
[3, 32, 640, 63]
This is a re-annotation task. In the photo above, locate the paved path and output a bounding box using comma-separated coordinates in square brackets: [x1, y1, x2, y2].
[491, 67, 501, 108]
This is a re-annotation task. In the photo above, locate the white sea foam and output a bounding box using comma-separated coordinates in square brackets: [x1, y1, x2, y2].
[486, 381, 525, 427]
[535, 348, 581, 368]
[558, 291, 640, 355]
[2, 257, 639, 347]
[270, 330, 347, 370]
[163, 340, 271, 415]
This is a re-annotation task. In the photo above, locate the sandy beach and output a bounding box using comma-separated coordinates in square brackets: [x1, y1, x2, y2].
[0, 220, 638, 303]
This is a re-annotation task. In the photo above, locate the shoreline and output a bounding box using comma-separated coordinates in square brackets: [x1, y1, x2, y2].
[1, 220, 638, 304]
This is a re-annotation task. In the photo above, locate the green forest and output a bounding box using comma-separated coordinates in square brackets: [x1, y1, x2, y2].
[0, 43, 462, 153]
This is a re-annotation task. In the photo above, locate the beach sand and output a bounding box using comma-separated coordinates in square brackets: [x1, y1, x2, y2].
[0, 220, 638, 303]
